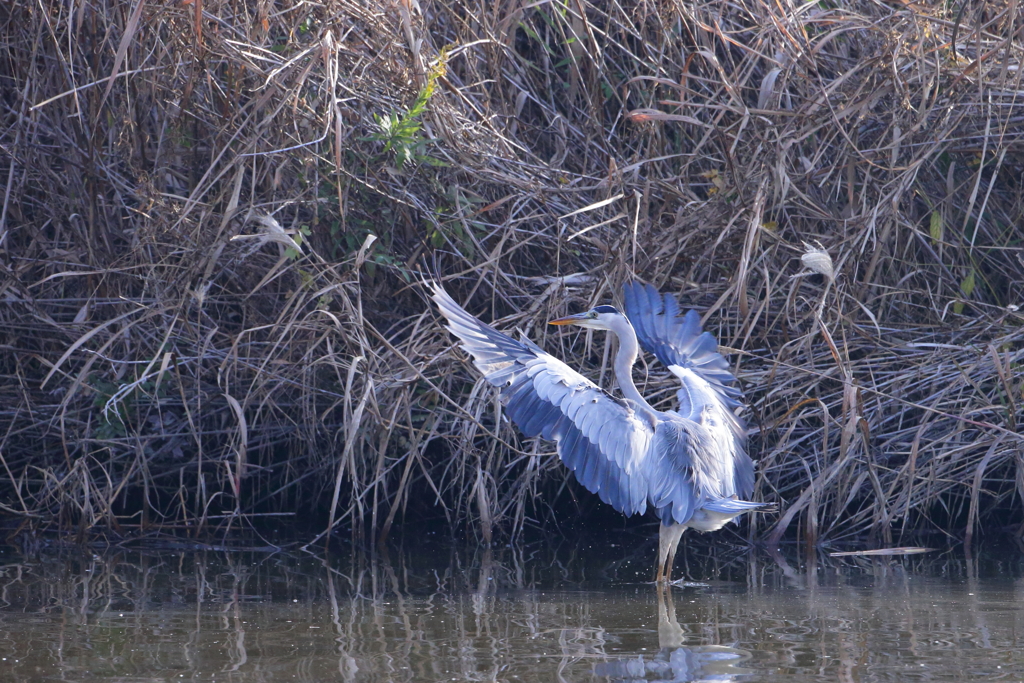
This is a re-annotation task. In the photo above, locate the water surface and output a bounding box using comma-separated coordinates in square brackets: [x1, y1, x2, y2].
[1, 535, 1022, 682]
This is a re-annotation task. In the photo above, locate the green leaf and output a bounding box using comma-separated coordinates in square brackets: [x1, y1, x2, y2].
[961, 269, 976, 297]
[929, 211, 943, 244]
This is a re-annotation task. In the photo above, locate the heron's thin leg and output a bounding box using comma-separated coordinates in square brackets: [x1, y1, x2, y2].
[656, 528, 669, 582]
[666, 534, 681, 582]
[657, 523, 686, 583]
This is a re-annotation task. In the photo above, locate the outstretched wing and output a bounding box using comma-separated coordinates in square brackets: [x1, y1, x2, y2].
[622, 282, 743, 411]
[622, 282, 753, 499]
[432, 283, 655, 516]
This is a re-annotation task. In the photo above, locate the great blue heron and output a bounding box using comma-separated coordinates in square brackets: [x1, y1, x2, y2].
[431, 281, 767, 582]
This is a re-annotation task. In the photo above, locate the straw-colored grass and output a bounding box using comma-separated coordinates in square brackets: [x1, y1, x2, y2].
[2, 0, 1023, 546]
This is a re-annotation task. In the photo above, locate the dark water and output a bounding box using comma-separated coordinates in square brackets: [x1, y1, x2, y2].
[1, 534, 1023, 682]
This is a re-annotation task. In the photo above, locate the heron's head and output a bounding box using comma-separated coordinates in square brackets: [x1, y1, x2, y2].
[549, 305, 623, 330]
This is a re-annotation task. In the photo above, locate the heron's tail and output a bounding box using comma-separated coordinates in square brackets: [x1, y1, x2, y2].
[701, 498, 776, 514]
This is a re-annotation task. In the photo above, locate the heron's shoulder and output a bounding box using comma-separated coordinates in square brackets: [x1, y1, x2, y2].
[654, 411, 705, 436]
[657, 408, 698, 422]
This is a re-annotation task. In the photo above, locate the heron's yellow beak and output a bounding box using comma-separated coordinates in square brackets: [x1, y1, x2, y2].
[548, 312, 589, 326]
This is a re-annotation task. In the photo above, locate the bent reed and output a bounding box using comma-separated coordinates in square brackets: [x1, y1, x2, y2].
[2, 0, 1023, 546]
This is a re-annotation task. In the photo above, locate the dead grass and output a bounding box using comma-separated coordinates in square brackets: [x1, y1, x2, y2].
[2, 0, 1023, 546]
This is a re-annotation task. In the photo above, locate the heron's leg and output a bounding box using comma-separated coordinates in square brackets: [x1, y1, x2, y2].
[665, 525, 685, 582]
[657, 523, 686, 582]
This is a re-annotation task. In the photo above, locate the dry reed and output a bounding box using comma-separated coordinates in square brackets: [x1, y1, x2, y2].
[2, 0, 1023, 546]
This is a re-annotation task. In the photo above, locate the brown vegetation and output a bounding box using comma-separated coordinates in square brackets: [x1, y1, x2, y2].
[2, 0, 1023, 546]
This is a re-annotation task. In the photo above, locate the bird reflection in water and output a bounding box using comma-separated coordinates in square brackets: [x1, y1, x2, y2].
[594, 587, 752, 682]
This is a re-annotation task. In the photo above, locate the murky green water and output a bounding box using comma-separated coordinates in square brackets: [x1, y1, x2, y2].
[1, 535, 1023, 682]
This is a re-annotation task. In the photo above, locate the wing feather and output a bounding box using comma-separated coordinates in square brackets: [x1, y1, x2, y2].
[622, 282, 744, 410]
[559, 426, 583, 466]
[432, 283, 654, 516]
[524, 400, 561, 438]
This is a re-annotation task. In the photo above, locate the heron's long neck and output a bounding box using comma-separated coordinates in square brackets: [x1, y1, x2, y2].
[608, 316, 656, 416]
